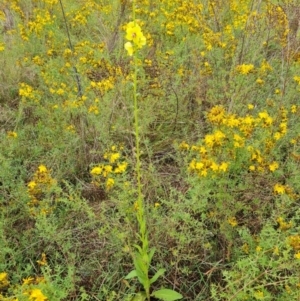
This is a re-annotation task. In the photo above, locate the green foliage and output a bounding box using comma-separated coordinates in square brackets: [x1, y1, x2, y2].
[1, 0, 300, 300]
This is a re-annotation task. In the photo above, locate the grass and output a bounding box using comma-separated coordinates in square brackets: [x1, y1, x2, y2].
[1, 0, 300, 300]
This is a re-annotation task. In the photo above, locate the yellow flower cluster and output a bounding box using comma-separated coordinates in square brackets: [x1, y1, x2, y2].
[181, 104, 291, 178]
[27, 9, 55, 36]
[90, 146, 128, 191]
[277, 217, 292, 231]
[124, 21, 146, 56]
[27, 165, 57, 216]
[0, 272, 46, 301]
[266, 3, 289, 46]
[289, 235, 300, 260]
[236, 64, 254, 75]
[0, 272, 9, 289]
[7, 131, 17, 138]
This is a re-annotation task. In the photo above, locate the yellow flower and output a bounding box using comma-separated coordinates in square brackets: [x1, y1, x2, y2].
[90, 166, 102, 175]
[28, 288, 47, 301]
[103, 165, 113, 177]
[294, 75, 300, 84]
[38, 165, 48, 173]
[210, 162, 219, 172]
[291, 105, 297, 113]
[125, 21, 146, 48]
[254, 290, 264, 299]
[256, 78, 264, 85]
[0, 272, 9, 287]
[204, 134, 215, 148]
[228, 217, 238, 227]
[241, 243, 249, 254]
[133, 201, 139, 211]
[109, 152, 120, 164]
[274, 183, 285, 194]
[195, 162, 204, 170]
[28, 181, 37, 190]
[277, 217, 292, 231]
[295, 252, 300, 259]
[106, 178, 114, 190]
[219, 162, 228, 172]
[114, 162, 127, 174]
[22, 277, 35, 285]
[269, 161, 279, 172]
[7, 131, 17, 138]
[124, 41, 134, 56]
[207, 105, 225, 124]
[236, 64, 254, 75]
[36, 253, 47, 266]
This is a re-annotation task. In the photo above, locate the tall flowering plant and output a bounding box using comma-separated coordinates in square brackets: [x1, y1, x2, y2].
[123, 13, 182, 301]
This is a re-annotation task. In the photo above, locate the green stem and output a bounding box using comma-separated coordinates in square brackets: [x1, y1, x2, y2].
[131, 2, 150, 300]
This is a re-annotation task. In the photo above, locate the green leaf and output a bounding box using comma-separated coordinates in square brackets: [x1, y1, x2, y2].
[149, 247, 156, 262]
[133, 257, 148, 285]
[125, 270, 137, 280]
[150, 268, 166, 284]
[130, 292, 147, 301]
[133, 244, 143, 254]
[151, 289, 183, 301]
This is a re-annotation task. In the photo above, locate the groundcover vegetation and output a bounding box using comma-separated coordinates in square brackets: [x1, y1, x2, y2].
[1, 0, 300, 300]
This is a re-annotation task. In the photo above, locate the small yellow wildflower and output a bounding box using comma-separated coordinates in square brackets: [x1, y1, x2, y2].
[277, 217, 292, 231]
[103, 165, 113, 177]
[114, 162, 127, 174]
[22, 276, 35, 285]
[28, 181, 37, 190]
[36, 253, 47, 266]
[154, 202, 160, 208]
[256, 78, 264, 85]
[207, 105, 225, 124]
[204, 134, 215, 148]
[7, 131, 18, 138]
[228, 217, 238, 227]
[124, 42, 134, 56]
[293, 75, 300, 84]
[269, 161, 279, 172]
[38, 165, 48, 173]
[275, 88, 281, 95]
[0, 272, 9, 287]
[90, 166, 102, 175]
[291, 105, 297, 113]
[28, 288, 47, 301]
[295, 252, 300, 259]
[254, 290, 264, 299]
[133, 201, 139, 211]
[247, 104, 254, 110]
[106, 178, 114, 190]
[219, 162, 228, 172]
[236, 64, 254, 75]
[274, 183, 285, 194]
[200, 169, 208, 177]
[241, 243, 249, 254]
[256, 246, 262, 252]
[109, 152, 120, 164]
[210, 162, 219, 172]
[195, 162, 204, 170]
